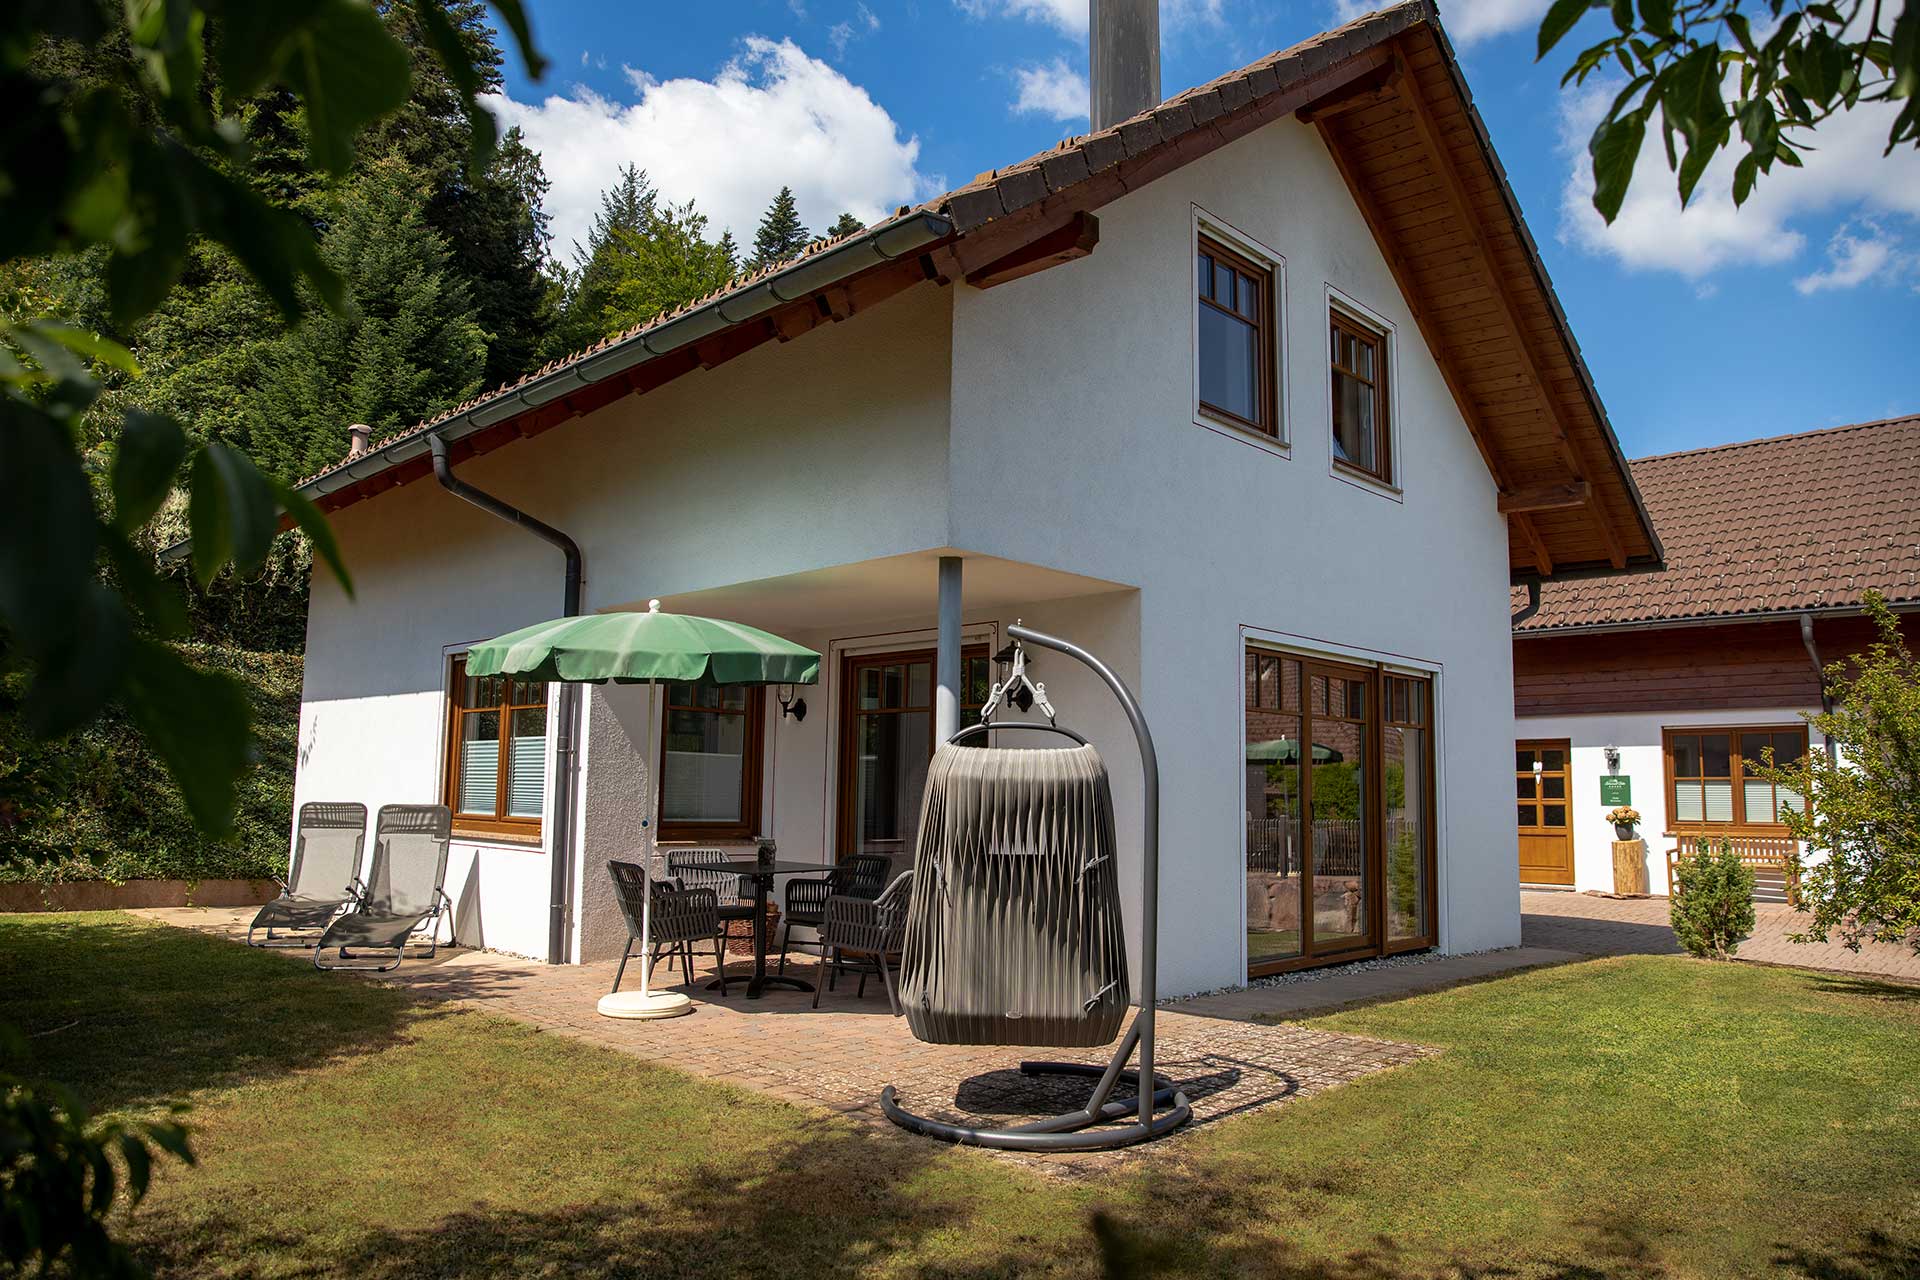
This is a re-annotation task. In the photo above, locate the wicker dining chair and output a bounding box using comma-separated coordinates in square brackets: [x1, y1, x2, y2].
[666, 848, 759, 958]
[606, 859, 727, 995]
[777, 853, 891, 975]
[814, 870, 914, 1014]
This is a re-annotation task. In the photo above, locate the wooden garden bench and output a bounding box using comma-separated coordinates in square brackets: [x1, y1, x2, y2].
[1665, 832, 1801, 904]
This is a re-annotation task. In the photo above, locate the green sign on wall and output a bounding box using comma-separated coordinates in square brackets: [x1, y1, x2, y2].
[1599, 775, 1632, 806]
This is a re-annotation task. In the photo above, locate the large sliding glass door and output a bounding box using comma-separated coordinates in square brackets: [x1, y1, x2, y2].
[1245, 646, 1435, 977]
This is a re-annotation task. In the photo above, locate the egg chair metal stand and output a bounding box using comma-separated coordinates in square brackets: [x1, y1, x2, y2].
[878, 622, 1192, 1152]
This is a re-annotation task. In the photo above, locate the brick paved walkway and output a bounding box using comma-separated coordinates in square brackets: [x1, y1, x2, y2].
[1521, 890, 1920, 981]
[134, 907, 1434, 1171]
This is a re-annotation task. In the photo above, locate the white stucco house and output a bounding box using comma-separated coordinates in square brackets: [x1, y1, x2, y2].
[1512, 414, 1919, 898]
[287, 1, 1659, 995]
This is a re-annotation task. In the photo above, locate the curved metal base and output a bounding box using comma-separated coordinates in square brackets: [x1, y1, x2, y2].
[880, 1062, 1192, 1152]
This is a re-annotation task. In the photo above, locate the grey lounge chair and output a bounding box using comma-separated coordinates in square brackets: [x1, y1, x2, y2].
[814, 870, 913, 1014]
[249, 802, 368, 947]
[607, 860, 727, 996]
[313, 805, 453, 972]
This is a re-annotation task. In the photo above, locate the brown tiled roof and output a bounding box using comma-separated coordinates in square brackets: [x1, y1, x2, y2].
[1516, 414, 1920, 632]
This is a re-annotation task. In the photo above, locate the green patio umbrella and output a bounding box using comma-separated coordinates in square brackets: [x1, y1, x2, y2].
[467, 600, 821, 1020]
[1245, 738, 1344, 764]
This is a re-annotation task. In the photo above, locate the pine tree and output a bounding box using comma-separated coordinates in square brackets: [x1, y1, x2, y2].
[603, 198, 739, 332]
[827, 211, 865, 238]
[250, 156, 489, 480]
[749, 186, 811, 272]
[547, 165, 658, 359]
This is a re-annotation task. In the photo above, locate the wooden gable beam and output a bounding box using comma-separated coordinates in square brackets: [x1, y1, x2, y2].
[1515, 514, 1556, 577]
[1497, 479, 1590, 514]
[1390, 42, 1628, 569]
[1297, 62, 1401, 123]
[963, 211, 1100, 289]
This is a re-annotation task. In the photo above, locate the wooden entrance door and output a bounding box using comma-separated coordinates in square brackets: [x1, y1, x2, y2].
[1516, 739, 1573, 885]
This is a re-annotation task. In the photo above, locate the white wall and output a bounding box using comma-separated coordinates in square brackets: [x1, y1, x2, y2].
[295, 286, 955, 957]
[1515, 707, 1829, 894]
[948, 115, 1519, 993]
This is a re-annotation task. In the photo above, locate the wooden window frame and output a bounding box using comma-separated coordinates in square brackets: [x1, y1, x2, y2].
[1195, 234, 1279, 439]
[444, 654, 547, 843]
[1660, 724, 1809, 835]
[1329, 307, 1392, 485]
[657, 684, 766, 842]
[835, 644, 990, 862]
[1381, 672, 1439, 956]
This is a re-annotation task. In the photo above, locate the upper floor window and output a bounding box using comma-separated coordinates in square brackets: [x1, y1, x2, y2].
[660, 681, 763, 841]
[1197, 235, 1276, 437]
[1330, 309, 1390, 483]
[1664, 726, 1808, 831]
[446, 655, 547, 840]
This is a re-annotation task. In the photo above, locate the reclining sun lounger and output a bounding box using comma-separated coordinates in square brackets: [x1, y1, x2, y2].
[249, 803, 368, 948]
[313, 805, 452, 972]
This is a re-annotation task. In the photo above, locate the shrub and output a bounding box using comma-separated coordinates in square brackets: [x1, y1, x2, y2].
[0, 644, 301, 885]
[1670, 839, 1757, 959]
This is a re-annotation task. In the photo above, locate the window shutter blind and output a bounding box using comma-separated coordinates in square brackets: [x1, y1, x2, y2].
[460, 741, 499, 814]
[1703, 780, 1734, 823]
[507, 735, 545, 818]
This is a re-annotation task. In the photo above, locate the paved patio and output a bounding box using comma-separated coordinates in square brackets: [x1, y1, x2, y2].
[135, 906, 1438, 1170]
[1521, 889, 1920, 981]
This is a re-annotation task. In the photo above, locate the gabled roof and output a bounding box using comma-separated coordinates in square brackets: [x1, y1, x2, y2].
[1516, 414, 1920, 633]
[289, 0, 1658, 580]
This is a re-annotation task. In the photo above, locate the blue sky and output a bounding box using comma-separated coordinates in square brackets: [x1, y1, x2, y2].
[490, 1, 1918, 460]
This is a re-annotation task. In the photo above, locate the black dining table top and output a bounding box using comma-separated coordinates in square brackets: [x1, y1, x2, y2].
[709, 858, 830, 877]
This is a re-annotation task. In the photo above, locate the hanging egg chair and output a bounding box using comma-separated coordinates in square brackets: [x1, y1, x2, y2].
[900, 737, 1129, 1047]
[880, 624, 1192, 1152]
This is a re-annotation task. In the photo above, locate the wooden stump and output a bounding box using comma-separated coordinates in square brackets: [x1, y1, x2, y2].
[1611, 839, 1649, 896]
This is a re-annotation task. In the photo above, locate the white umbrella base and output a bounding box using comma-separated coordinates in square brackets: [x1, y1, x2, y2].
[597, 989, 694, 1020]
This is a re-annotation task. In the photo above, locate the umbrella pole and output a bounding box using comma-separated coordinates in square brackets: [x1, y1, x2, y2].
[597, 676, 693, 1020]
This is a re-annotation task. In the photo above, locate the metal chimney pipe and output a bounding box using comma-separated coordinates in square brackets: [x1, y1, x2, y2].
[1091, 0, 1161, 131]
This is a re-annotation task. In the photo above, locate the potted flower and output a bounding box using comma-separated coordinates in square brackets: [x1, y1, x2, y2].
[1606, 806, 1641, 842]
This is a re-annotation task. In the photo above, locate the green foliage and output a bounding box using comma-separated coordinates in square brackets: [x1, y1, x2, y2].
[252, 155, 490, 480]
[1, 645, 301, 885]
[1755, 591, 1920, 952]
[0, 1, 544, 841]
[1, 1025, 194, 1279]
[749, 185, 811, 272]
[827, 210, 866, 239]
[1538, 0, 1918, 221]
[1670, 838, 1758, 958]
[549, 165, 741, 354]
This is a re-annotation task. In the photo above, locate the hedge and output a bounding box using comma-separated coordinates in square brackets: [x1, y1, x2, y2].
[0, 645, 301, 885]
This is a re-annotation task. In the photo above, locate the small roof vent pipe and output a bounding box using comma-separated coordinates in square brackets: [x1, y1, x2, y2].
[1091, 0, 1161, 132]
[346, 423, 371, 458]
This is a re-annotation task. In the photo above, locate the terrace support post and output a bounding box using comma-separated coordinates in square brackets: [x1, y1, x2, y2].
[936, 556, 963, 743]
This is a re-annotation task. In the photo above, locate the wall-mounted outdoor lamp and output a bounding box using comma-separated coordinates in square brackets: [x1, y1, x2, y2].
[777, 685, 807, 722]
[1604, 743, 1621, 772]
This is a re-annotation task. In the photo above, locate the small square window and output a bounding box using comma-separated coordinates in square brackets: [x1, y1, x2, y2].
[1330, 309, 1391, 484]
[1197, 235, 1277, 438]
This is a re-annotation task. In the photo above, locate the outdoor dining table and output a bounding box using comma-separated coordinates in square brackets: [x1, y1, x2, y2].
[705, 858, 828, 999]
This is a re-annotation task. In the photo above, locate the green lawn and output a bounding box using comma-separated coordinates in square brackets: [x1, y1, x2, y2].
[4, 912, 1917, 1279]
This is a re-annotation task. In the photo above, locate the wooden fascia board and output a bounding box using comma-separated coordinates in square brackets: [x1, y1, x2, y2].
[1296, 62, 1401, 122]
[1390, 41, 1629, 569]
[964, 211, 1101, 288]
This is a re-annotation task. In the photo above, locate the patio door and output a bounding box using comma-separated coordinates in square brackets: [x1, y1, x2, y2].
[836, 646, 988, 873]
[1247, 652, 1398, 976]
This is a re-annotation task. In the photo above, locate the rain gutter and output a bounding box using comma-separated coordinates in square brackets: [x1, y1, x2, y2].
[430, 434, 583, 966]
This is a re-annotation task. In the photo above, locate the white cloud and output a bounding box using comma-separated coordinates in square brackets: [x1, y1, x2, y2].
[486, 38, 939, 258]
[1794, 220, 1918, 294]
[828, 4, 881, 56]
[1332, 0, 1548, 45]
[829, 21, 856, 54]
[1012, 57, 1089, 120]
[1555, 78, 1920, 284]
